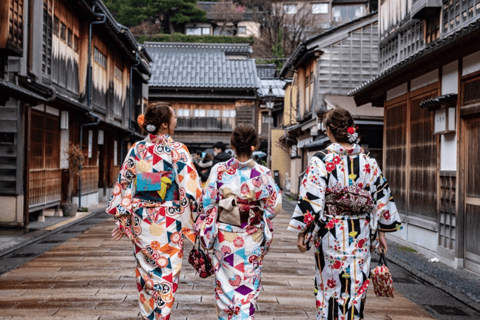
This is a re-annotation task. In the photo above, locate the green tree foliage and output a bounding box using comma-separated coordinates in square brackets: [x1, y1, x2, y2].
[137, 33, 254, 44]
[103, 0, 207, 27]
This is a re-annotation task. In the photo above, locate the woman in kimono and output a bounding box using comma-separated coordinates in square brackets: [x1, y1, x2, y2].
[196, 124, 282, 320]
[288, 108, 402, 320]
[106, 102, 202, 320]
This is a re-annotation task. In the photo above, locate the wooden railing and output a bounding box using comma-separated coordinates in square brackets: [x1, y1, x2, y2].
[29, 168, 62, 208]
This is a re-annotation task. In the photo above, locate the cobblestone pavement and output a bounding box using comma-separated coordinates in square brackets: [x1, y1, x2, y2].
[0, 201, 434, 320]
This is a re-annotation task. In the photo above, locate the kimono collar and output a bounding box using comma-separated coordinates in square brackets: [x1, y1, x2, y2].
[145, 134, 174, 145]
[228, 157, 256, 169]
[327, 143, 363, 156]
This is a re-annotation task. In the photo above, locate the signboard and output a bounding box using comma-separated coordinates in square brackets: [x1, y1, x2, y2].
[434, 107, 455, 135]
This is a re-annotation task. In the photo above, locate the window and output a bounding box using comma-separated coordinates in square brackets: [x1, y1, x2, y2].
[238, 26, 247, 34]
[425, 14, 440, 44]
[194, 109, 206, 117]
[312, 3, 328, 14]
[207, 110, 221, 117]
[284, 4, 297, 14]
[177, 109, 190, 117]
[53, 16, 59, 36]
[223, 110, 236, 118]
[94, 47, 106, 69]
[186, 27, 211, 35]
[332, 5, 365, 22]
[74, 35, 79, 52]
[60, 22, 66, 41]
[67, 29, 72, 47]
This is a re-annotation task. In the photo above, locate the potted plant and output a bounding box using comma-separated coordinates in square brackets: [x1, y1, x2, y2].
[61, 143, 84, 216]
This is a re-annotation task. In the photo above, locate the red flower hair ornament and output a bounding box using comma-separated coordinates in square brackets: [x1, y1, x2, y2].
[347, 126, 359, 144]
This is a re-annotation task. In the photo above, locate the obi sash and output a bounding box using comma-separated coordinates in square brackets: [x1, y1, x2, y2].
[218, 195, 261, 228]
[325, 184, 374, 216]
[134, 171, 174, 202]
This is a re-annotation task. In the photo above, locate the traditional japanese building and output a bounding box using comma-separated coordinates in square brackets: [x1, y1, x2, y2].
[146, 42, 259, 153]
[350, 1, 480, 273]
[0, 0, 151, 228]
[279, 12, 383, 196]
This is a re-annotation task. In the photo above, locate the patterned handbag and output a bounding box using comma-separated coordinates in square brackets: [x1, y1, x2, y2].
[371, 252, 394, 297]
[188, 239, 214, 278]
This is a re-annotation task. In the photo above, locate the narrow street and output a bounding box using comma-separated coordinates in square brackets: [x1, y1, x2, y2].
[0, 200, 478, 319]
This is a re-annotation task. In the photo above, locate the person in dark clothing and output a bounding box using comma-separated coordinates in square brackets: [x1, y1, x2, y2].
[201, 141, 232, 182]
[197, 153, 214, 183]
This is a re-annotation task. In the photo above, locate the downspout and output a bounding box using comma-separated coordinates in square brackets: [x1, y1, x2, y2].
[129, 53, 141, 131]
[78, 4, 105, 210]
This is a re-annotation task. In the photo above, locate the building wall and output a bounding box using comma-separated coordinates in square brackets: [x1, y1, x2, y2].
[271, 129, 291, 190]
[237, 21, 260, 38]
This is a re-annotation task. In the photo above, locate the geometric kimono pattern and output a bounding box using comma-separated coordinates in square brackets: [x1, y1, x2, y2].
[197, 158, 282, 320]
[106, 134, 202, 320]
[288, 143, 402, 320]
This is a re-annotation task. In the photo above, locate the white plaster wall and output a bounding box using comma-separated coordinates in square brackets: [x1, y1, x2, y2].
[0, 196, 22, 224]
[407, 224, 438, 252]
[463, 50, 480, 76]
[410, 69, 438, 91]
[73, 192, 99, 208]
[289, 158, 302, 196]
[60, 129, 69, 169]
[325, 95, 384, 117]
[442, 61, 458, 95]
[441, 133, 457, 171]
[386, 83, 408, 100]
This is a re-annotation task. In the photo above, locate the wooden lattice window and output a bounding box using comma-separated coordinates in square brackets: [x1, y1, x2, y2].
[30, 109, 60, 170]
[60, 22, 66, 41]
[42, 0, 53, 75]
[463, 77, 480, 105]
[94, 47, 107, 69]
[67, 28, 72, 48]
[425, 13, 440, 44]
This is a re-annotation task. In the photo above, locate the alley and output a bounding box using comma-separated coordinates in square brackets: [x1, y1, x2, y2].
[1, 200, 446, 320]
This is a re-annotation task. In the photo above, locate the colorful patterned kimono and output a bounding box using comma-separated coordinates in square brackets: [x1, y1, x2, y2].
[288, 143, 402, 320]
[106, 134, 202, 320]
[196, 158, 282, 320]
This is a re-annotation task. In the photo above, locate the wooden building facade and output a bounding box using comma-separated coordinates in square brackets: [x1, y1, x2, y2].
[0, 0, 151, 228]
[146, 43, 259, 153]
[351, 0, 480, 273]
[279, 13, 384, 197]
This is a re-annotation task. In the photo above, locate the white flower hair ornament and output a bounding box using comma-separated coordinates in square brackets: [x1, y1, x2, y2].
[347, 126, 360, 144]
[146, 124, 156, 133]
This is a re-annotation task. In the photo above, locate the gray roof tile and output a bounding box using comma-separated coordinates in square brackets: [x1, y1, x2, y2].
[145, 42, 258, 89]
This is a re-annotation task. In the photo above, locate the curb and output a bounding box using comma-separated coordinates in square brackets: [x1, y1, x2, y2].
[0, 207, 106, 258]
[386, 249, 480, 314]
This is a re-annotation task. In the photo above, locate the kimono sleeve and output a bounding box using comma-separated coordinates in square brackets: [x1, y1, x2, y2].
[288, 156, 328, 233]
[263, 170, 282, 220]
[368, 158, 402, 233]
[105, 144, 137, 231]
[196, 163, 221, 250]
[174, 145, 203, 244]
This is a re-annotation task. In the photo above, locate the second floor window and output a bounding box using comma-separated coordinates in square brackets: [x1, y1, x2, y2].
[284, 4, 297, 14]
[186, 27, 211, 35]
[94, 47, 107, 69]
[312, 3, 328, 14]
[238, 26, 247, 34]
[332, 5, 364, 22]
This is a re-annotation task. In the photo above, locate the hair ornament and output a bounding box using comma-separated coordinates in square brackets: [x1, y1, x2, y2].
[347, 126, 359, 144]
[146, 124, 156, 133]
[137, 114, 145, 127]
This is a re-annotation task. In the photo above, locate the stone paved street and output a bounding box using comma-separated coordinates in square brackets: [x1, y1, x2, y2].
[0, 200, 434, 320]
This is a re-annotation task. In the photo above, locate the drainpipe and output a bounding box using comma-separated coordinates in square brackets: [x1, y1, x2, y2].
[129, 53, 141, 131]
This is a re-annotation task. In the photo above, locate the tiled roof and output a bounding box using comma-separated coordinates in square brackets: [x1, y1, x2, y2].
[258, 79, 286, 98]
[146, 43, 259, 89]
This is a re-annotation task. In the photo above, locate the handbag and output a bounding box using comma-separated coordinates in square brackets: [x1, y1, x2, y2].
[370, 252, 394, 298]
[188, 238, 214, 278]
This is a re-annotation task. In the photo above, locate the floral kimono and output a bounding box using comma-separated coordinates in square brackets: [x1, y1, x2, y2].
[288, 143, 402, 320]
[106, 134, 202, 320]
[196, 158, 282, 320]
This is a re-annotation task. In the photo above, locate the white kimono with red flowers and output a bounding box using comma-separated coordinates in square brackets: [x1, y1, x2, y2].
[288, 143, 402, 320]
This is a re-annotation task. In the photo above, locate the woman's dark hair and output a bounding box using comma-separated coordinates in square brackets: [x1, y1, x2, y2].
[230, 124, 259, 157]
[204, 153, 213, 161]
[324, 108, 355, 143]
[142, 102, 173, 134]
